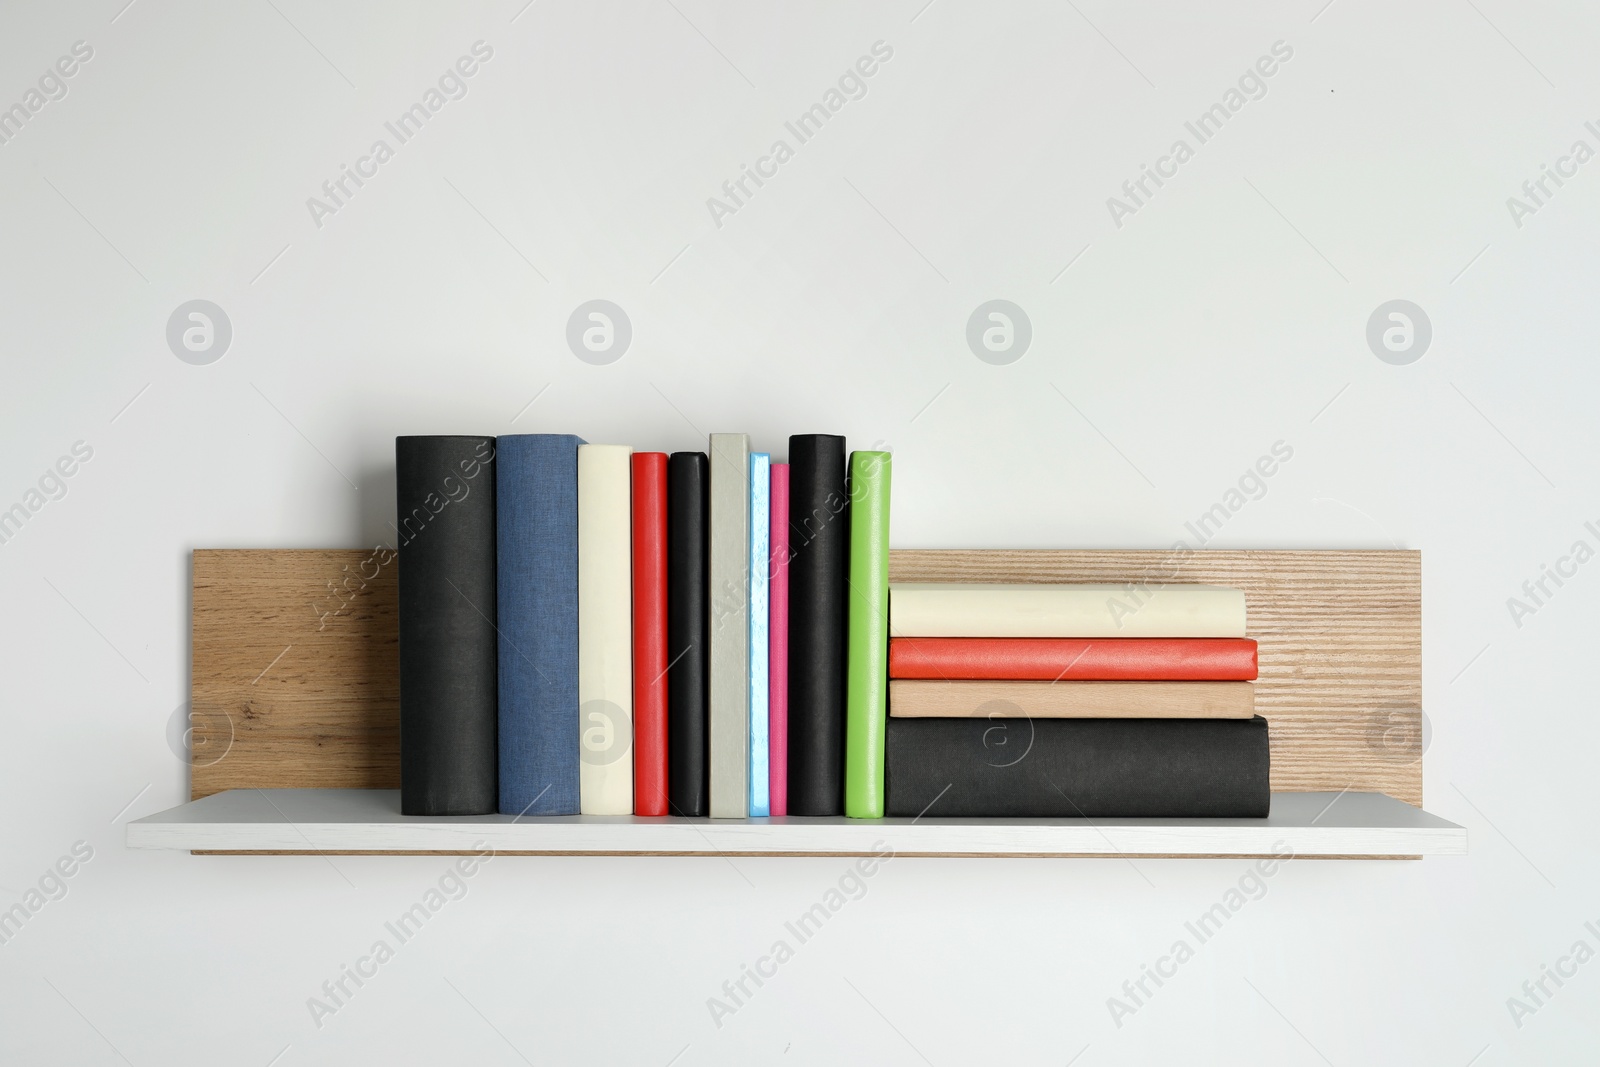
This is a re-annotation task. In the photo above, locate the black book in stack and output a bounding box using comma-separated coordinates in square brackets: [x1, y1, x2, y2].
[885, 716, 1271, 818]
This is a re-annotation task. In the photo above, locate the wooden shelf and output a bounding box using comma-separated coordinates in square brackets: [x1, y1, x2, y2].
[174, 549, 1444, 860]
[127, 789, 1465, 858]
[189, 549, 1426, 804]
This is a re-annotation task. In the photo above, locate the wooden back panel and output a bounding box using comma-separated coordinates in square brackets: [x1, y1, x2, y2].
[190, 549, 1422, 804]
[191, 549, 401, 799]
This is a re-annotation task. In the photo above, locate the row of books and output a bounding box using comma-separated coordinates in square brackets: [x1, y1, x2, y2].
[395, 433, 891, 819]
[394, 433, 1270, 820]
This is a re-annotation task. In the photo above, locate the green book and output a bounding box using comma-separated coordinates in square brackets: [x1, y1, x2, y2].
[844, 450, 891, 818]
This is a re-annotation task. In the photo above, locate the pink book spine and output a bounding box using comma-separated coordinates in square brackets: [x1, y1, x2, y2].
[769, 463, 790, 817]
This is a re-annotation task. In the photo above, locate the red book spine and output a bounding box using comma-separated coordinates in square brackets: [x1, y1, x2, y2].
[632, 453, 670, 815]
[888, 637, 1258, 681]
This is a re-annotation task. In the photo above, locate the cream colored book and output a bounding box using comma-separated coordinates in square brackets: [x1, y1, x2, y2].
[578, 444, 634, 815]
[888, 679, 1255, 719]
[888, 583, 1246, 638]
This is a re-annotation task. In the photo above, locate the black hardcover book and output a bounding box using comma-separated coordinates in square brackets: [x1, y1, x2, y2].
[667, 451, 710, 817]
[786, 434, 850, 816]
[396, 435, 499, 815]
[886, 716, 1271, 818]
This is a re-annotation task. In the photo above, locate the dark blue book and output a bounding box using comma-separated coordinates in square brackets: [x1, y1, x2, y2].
[497, 434, 585, 815]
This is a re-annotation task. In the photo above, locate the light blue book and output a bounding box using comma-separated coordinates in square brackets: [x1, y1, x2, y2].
[748, 452, 771, 817]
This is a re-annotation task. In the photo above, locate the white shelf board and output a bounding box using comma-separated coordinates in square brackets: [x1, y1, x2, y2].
[127, 789, 1466, 857]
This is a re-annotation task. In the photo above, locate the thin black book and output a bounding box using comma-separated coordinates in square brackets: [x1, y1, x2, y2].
[396, 435, 499, 816]
[786, 434, 850, 816]
[886, 716, 1271, 818]
[667, 451, 710, 817]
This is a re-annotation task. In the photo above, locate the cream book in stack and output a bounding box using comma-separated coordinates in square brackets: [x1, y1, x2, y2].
[888, 583, 1247, 638]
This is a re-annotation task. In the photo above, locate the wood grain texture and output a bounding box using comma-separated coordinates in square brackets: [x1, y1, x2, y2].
[190, 548, 1422, 805]
[191, 549, 399, 799]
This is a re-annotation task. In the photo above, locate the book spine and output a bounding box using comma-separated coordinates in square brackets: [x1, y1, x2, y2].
[631, 452, 669, 816]
[887, 637, 1259, 680]
[749, 454, 771, 816]
[885, 716, 1271, 818]
[577, 444, 634, 815]
[708, 434, 751, 818]
[397, 435, 498, 816]
[888, 584, 1246, 638]
[667, 452, 710, 817]
[495, 434, 583, 816]
[769, 463, 790, 818]
[786, 434, 848, 816]
[844, 451, 891, 819]
[887, 679, 1256, 719]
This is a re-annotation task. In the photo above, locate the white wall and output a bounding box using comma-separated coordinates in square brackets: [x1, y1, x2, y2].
[2, 1, 1595, 1062]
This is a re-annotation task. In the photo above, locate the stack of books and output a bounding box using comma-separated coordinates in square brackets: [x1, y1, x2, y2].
[392, 431, 1270, 821]
[884, 584, 1271, 817]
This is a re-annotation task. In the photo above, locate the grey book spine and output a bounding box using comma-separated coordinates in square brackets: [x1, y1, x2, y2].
[708, 433, 750, 818]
